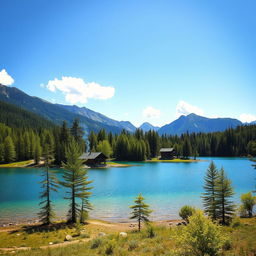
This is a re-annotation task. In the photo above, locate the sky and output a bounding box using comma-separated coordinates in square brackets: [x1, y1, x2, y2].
[0, 0, 255, 127]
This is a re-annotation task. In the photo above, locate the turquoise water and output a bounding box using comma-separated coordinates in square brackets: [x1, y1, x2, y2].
[0, 157, 255, 223]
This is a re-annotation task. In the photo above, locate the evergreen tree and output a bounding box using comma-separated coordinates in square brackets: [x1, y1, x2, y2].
[182, 137, 192, 159]
[71, 118, 86, 152]
[0, 143, 4, 163]
[215, 168, 235, 225]
[202, 161, 219, 220]
[38, 144, 59, 225]
[61, 139, 93, 223]
[34, 135, 42, 164]
[88, 131, 98, 151]
[130, 194, 152, 231]
[4, 136, 16, 163]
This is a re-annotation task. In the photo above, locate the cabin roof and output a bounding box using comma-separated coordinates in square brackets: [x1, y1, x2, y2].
[79, 152, 107, 160]
[159, 148, 174, 153]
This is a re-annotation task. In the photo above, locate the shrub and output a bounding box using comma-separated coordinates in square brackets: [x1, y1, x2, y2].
[175, 210, 226, 256]
[90, 238, 102, 249]
[240, 192, 256, 218]
[128, 240, 138, 251]
[146, 225, 156, 238]
[105, 241, 115, 255]
[179, 205, 195, 223]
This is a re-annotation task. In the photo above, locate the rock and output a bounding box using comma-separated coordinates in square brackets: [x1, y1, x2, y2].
[98, 232, 106, 237]
[65, 235, 73, 241]
[119, 232, 127, 238]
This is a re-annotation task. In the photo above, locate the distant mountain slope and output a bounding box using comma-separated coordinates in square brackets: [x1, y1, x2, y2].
[58, 104, 136, 133]
[0, 84, 128, 134]
[0, 100, 55, 129]
[139, 122, 159, 132]
[158, 113, 242, 135]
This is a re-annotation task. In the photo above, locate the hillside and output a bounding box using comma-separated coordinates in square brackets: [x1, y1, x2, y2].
[0, 84, 129, 134]
[0, 100, 55, 129]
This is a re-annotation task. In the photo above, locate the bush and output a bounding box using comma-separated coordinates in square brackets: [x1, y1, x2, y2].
[179, 205, 195, 223]
[240, 192, 256, 218]
[231, 217, 241, 228]
[175, 210, 226, 256]
[90, 238, 102, 249]
[146, 225, 156, 238]
[105, 241, 115, 255]
[128, 240, 138, 251]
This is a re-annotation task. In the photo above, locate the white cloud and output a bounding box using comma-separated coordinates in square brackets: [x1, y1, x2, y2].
[143, 106, 161, 118]
[0, 69, 14, 86]
[45, 76, 115, 104]
[239, 113, 256, 123]
[176, 100, 204, 117]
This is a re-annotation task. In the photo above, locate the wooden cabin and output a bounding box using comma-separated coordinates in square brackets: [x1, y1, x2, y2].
[159, 148, 176, 160]
[79, 152, 107, 166]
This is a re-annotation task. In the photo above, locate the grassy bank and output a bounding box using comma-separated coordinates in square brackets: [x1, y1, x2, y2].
[0, 160, 35, 168]
[1, 217, 256, 255]
[147, 158, 203, 163]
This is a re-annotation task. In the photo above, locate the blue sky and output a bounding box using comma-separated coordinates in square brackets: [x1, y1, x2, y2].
[0, 0, 255, 126]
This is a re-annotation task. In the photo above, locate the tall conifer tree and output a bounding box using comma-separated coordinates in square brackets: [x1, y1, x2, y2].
[202, 161, 219, 220]
[215, 168, 235, 225]
[38, 144, 59, 225]
[61, 139, 93, 223]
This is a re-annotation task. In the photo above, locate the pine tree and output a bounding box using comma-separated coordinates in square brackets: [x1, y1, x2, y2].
[4, 136, 16, 163]
[71, 118, 85, 152]
[215, 168, 235, 225]
[202, 161, 219, 220]
[61, 139, 93, 223]
[34, 135, 42, 165]
[130, 194, 152, 231]
[182, 137, 192, 159]
[38, 144, 59, 225]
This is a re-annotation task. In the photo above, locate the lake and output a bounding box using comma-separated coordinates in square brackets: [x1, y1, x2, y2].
[0, 157, 255, 224]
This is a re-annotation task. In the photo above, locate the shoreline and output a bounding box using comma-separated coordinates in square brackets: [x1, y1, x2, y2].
[0, 217, 182, 230]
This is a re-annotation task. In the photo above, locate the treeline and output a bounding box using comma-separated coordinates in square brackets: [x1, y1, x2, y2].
[88, 125, 256, 161]
[0, 119, 86, 164]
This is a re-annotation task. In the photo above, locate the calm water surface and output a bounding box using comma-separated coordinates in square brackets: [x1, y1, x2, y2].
[0, 157, 255, 223]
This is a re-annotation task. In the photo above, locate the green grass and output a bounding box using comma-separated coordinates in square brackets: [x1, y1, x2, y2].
[147, 158, 203, 163]
[1, 217, 256, 256]
[0, 160, 34, 168]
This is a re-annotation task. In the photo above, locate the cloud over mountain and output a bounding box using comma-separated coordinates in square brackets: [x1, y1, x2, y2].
[0, 69, 14, 86]
[176, 100, 204, 118]
[45, 76, 115, 104]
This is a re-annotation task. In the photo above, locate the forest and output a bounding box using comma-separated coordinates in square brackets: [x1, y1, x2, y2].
[0, 112, 255, 164]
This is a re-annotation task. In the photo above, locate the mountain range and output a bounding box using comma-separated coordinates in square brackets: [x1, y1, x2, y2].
[0, 84, 255, 135]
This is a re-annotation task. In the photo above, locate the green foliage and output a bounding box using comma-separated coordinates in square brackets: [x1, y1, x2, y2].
[96, 140, 113, 158]
[176, 210, 226, 256]
[61, 139, 93, 223]
[179, 205, 195, 223]
[128, 239, 139, 251]
[4, 136, 16, 163]
[240, 192, 256, 218]
[38, 149, 59, 225]
[130, 194, 152, 231]
[182, 136, 192, 158]
[90, 238, 103, 249]
[146, 224, 156, 238]
[202, 161, 219, 220]
[247, 141, 256, 156]
[215, 168, 235, 225]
